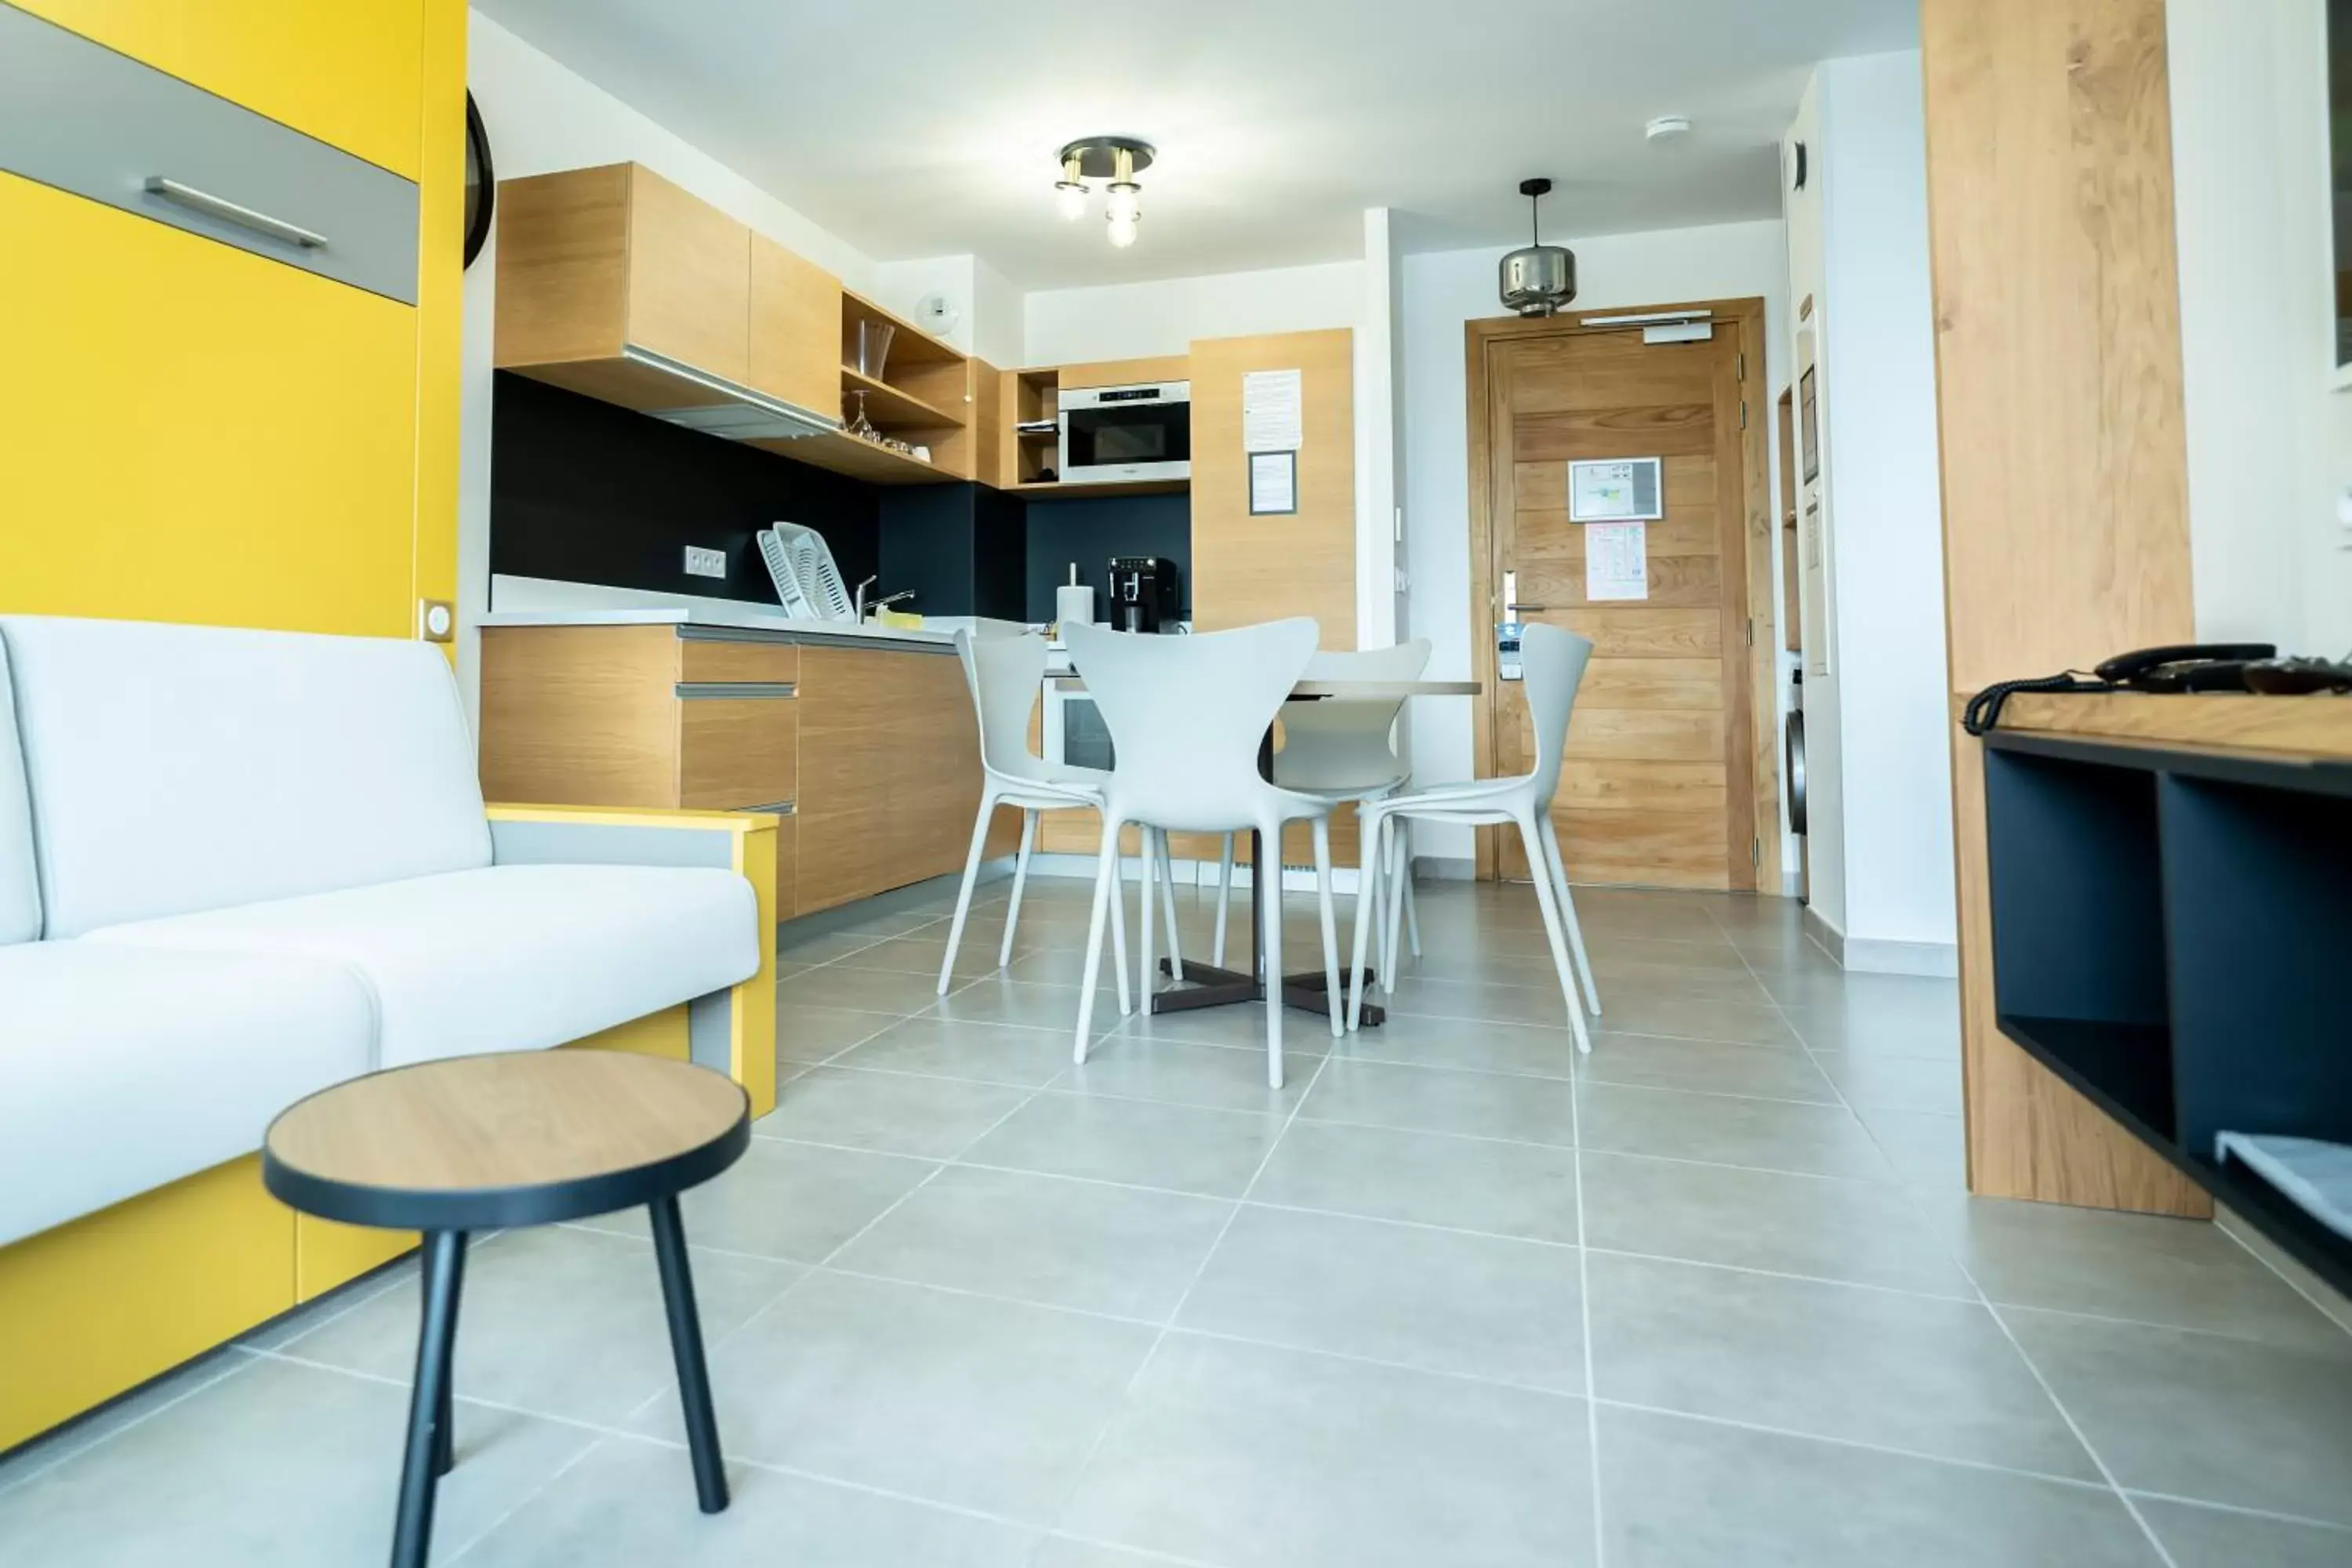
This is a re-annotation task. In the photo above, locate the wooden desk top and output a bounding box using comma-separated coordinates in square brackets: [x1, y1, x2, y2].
[263, 1051, 749, 1232]
[1982, 690, 2352, 760]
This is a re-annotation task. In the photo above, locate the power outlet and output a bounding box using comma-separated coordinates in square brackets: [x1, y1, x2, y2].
[683, 546, 728, 579]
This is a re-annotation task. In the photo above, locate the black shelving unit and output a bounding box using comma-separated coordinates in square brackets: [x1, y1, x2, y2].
[1984, 728, 2352, 1295]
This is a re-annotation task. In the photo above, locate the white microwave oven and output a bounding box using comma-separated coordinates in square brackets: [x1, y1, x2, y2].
[1058, 380, 1190, 484]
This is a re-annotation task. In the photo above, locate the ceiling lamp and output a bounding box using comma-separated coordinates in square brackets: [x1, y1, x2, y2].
[1054, 136, 1155, 248]
[1498, 177, 1577, 317]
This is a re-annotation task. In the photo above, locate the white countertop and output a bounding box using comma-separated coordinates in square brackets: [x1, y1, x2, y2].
[482, 575, 956, 648]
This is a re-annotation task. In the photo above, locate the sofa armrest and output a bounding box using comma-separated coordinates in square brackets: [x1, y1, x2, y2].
[485, 804, 779, 1116]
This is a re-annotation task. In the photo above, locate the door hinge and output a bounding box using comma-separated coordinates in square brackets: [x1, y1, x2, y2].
[1744, 617, 1755, 648]
[1737, 350, 1747, 380]
[1740, 401, 1748, 430]
[1752, 837, 1762, 868]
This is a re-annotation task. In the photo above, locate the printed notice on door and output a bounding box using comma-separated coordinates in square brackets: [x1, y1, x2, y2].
[1568, 458, 1664, 521]
[1585, 521, 1649, 601]
[1242, 369, 1304, 452]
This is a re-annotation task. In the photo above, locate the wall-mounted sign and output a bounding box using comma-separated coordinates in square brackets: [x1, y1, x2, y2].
[1247, 450, 1297, 515]
[1241, 368, 1303, 452]
[1567, 457, 1663, 521]
[1584, 521, 1649, 601]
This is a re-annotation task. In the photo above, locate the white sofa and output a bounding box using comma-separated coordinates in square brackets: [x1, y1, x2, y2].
[0, 615, 765, 1248]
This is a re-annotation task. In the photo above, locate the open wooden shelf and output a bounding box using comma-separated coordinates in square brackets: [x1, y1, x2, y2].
[756, 430, 958, 486]
[1008, 478, 1189, 501]
[841, 289, 960, 367]
[840, 366, 964, 430]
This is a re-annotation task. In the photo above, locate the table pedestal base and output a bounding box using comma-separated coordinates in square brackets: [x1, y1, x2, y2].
[1150, 958, 1387, 1027]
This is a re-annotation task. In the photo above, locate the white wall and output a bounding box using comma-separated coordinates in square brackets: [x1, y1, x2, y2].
[1022, 260, 1367, 365]
[2169, 0, 2352, 652]
[1808, 52, 1955, 965]
[1399, 219, 1794, 868]
[865, 253, 1026, 370]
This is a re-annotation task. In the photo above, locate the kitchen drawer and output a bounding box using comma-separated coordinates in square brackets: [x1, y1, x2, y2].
[9, 0, 426, 180]
[679, 637, 800, 686]
[0, 4, 419, 303]
[679, 694, 797, 811]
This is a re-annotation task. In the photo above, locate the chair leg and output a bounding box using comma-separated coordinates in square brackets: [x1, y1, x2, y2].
[999, 808, 1038, 968]
[1212, 832, 1235, 967]
[1075, 824, 1123, 1062]
[390, 1229, 466, 1568]
[1515, 809, 1592, 1053]
[1348, 811, 1384, 1031]
[1156, 829, 1184, 978]
[1261, 822, 1287, 1089]
[1139, 827, 1159, 1003]
[648, 1194, 729, 1515]
[1109, 832, 1132, 1016]
[1382, 821, 1409, 996]
[1311, 817, 1342, 1038]
[1539, 813, 1600, 1017]
[1399, 819, 1423, 960]
[936, 790, 996, 996]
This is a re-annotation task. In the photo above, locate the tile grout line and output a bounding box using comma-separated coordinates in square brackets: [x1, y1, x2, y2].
[1702, 898, 2184, 1568]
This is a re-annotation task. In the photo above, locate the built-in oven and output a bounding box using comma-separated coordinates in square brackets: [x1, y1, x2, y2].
[1058, 380, 1190, 485]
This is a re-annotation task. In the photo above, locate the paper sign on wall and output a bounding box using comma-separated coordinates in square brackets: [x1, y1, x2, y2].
[1568, 458, 1664, 521]
[1241, 368, 1304, 452]
[1584, 521, 1649, 601]
[1248, 451, 1298, 514]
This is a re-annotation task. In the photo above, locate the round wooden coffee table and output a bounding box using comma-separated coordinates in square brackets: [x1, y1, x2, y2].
[263, 1050, 750, 1568]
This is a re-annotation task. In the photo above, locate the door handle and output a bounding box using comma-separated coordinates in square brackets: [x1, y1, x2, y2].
[143, 177, 328, 249]
[1500, 569, 1547, 615]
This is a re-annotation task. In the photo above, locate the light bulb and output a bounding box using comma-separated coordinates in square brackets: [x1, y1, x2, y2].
[1105, 181, 1142, 225]
[1054, 180, 1087, 220]
[1107, 211, 1138, 248]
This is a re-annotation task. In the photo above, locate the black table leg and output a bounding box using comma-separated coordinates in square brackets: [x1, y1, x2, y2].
[649, 1194, 729, 1515]
[391, 1228, 466, 1568]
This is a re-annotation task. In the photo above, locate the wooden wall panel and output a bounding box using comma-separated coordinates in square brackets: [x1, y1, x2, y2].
[1188, 328, 1356, 647]
[1923, 0, 2206, 1216]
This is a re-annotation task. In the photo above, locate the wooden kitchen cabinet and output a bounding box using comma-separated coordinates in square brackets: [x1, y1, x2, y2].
[748, 235, 843, 417]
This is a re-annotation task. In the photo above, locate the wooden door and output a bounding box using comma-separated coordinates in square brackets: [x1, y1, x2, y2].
[1471, 307, 1773, 891]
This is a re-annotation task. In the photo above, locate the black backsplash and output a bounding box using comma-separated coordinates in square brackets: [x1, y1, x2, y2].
[490, 372, 881, 607]
[1023, 494, 1193, 622]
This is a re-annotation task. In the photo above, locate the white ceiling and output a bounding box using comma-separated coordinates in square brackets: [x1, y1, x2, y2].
[473, 0, 1918, 289]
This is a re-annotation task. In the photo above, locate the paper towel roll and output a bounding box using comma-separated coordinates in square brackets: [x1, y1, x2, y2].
[1056, 583, 1094, 630]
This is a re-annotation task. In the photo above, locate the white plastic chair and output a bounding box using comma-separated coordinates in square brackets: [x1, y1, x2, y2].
[1203, 640, 1434, 974]
[1348, 623, 1602, 1051]
[936, 627, 1161, 1007]
[1065, 619, 1343, 1088]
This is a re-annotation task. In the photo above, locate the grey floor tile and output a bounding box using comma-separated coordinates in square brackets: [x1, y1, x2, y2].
[2002, 1307, 2352, 1525]
[1814, 1049, 1964, 1115]
[1577, 1033, 1839, 1104]
[1100, 1004, 1332, 1058]
[572, 1138, 936, 1264]
[1381, 975, 1579, 1029]
[833, 1015, 1077, 1088]
[454, 1434, 1040, 1566]
[829, 1164, 1232, 1320]
[1759, 968, 1960, 1014]
[758, 1066, 1031, 1158]
[1583, 936, 1759, 979]
[285, 1228, 798, 1428]
[1857, 1105, 1969, 1192]
[1180, 1206, 1585, 1392]
[1581, 990, 1805, 1049]
[1250, 1118, 1581, 1243]
[1025, 1540, 1171, 1568]
[2136, 1497, 2352, 1568]
[1002, 946, 1123, 989]
[960, 1092, 1288, 1199]
[1575, 1081, 1891, 1181]
[0, 1344, 260, 1495]
[1054, 1036, 1307, 1113]
[1595, 1403, 2159, 1568]
[929, 977, 1108, 1033]
[779, 965, 953, 1017]
[1929, 1195, 2352, 1352]
[1061, 1332, 1595, 1568]
[774, 930, 891, 964]
[832, 932, 1026, 984]
[1301, 1057, 1579, 1147]
[1779, 994, 1961, 1060]
[644, 1270, 1154, 1525]
[1587, 1251, 2095, 1477]
[1581, 1152, 1977, 1297]
[775, 1004, 906, 1064]
[0, 1356, 593, 1567]
[1328, 1011, 1582, 1080]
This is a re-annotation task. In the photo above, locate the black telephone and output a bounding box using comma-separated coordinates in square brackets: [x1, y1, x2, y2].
[1962, 643, 2277, 735]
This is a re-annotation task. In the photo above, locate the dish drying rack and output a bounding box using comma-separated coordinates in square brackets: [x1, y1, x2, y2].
[757, 524, 855, 622]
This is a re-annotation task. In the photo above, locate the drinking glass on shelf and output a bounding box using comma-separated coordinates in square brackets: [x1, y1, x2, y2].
[845, 389, 880, 442]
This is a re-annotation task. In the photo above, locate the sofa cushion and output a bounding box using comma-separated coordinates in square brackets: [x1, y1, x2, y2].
[0, 617, 491, 938]
[0, 942, 375, 1247]
[0, 637, 36, 946]
[86, 864, 760, 1069]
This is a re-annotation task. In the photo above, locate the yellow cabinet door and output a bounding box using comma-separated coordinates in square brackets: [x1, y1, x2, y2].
[0, 172, 419, 637]
[10, 0, 426, 178]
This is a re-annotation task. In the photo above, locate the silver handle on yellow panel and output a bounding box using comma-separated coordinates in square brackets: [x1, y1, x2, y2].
[143, 177, 328, 249]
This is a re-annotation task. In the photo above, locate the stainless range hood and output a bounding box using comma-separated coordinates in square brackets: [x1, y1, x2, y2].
[619, 343, 838, 444]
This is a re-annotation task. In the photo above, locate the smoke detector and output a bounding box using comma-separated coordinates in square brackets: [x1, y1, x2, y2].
[1645, 114, 1693, 143]
[1498, 178, 1576, 318]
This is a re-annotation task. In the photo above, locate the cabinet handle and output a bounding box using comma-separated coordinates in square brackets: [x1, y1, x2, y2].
[143, 177, 327, 249]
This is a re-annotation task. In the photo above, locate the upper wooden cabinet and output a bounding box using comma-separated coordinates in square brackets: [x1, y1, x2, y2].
[748, 235, 846, 419]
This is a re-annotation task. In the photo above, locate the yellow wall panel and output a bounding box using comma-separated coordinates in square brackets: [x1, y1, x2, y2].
[568, 1004, 692, 1061]
[0, 1156, 292, 1453]
[12, 0, 426, 178]
[411, 0, 466, 649]
[0, 171, 419, 637]
[293, 1214, 414, 1302]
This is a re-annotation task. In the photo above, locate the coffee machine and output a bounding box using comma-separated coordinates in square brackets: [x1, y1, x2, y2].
[1106, 556, 1180, 633]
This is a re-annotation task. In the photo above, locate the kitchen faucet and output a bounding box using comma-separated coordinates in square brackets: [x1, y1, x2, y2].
[851, 576, 914, 620]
